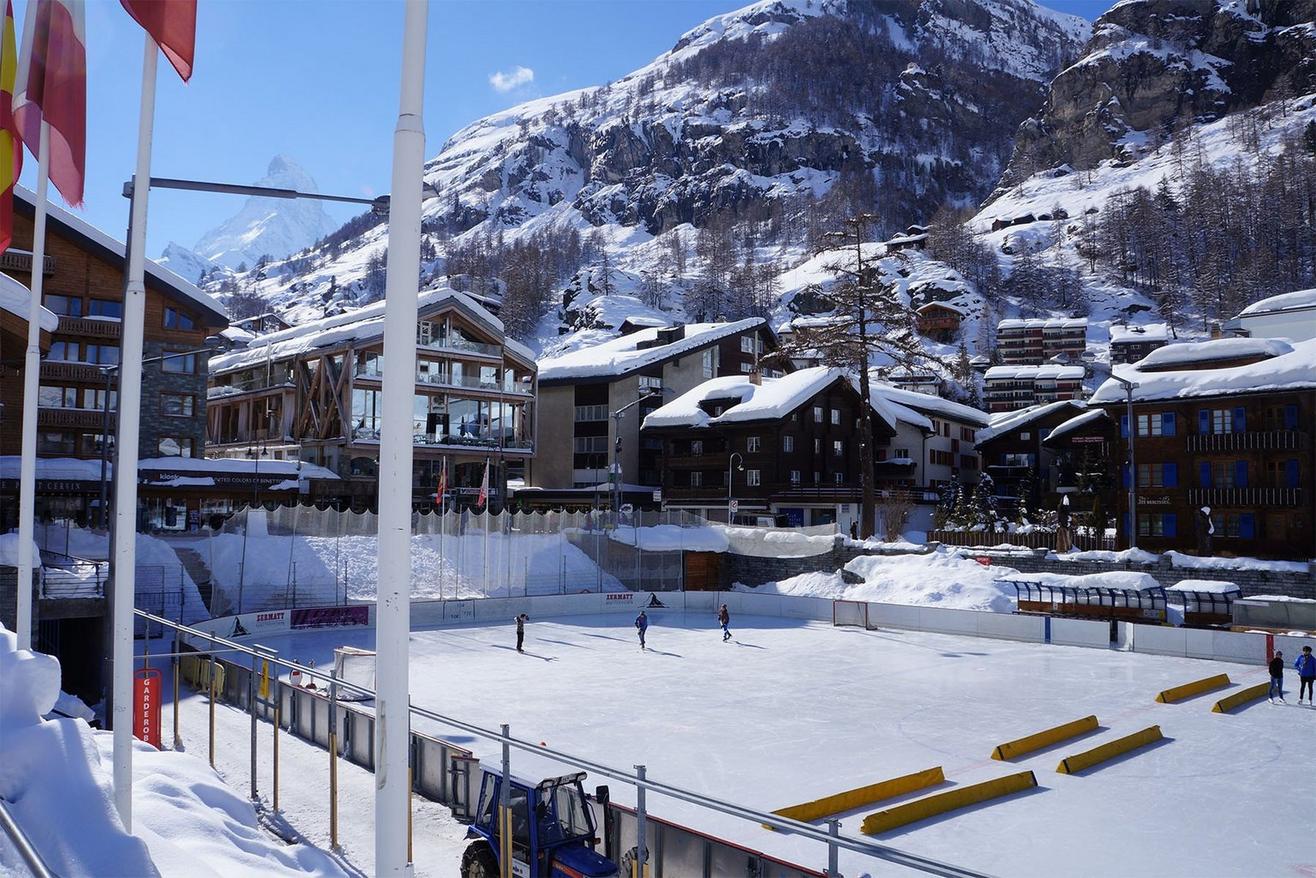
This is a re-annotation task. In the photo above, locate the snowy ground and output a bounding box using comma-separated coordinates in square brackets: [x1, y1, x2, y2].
[241, 612, 1314, 878]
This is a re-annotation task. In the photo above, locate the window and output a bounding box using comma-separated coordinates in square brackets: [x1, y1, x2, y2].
[86, 344, 119, 365]
[573, 404, 607, 422]
[812, 471, 821, 485]
[1200, 408, 1244, 435]
[573, 436, 607, 454]
[47, 341, 78, 362]
[782, 435, 794, 452]
[813, 438, 821, 454]
[1219, 512, 1257, 539]
[1137, 462, 1178, 488]
[38, 385, 77, 408]
[739, 362, 753, 373]
[1200, 460, 1248, 489]
[161, 351, 196, 373]
[37, 431, 76, 453]
[43, 294, 81, 316]
[830, 409, 840, 425]
[894, 448, 909, 459]
[813, 406, 823, 423]
[1137, 512, 1177, 538]
[163, 307, 195, 330]
[161, 394, 195, 417]
[740, 336, 755, 354]
[1019, 432, 1031, 441]
[834, 472, 845, 485]
[1265, 459, 1301, 489]
[960, 427, 975, 442]
[1136, 413, 1175, 437]
[832, 440, 843, 456]
[638, 376, 663, 393]
[690, 471, 703, 487]
[701, 349, 715, 378]
[789, 470, 801, 486]
[687, 440, 703, 456]
[960, 455, 978, 470]
[1264, 404, 1299, 432]
[157, 436, 195, 457]
[88, 389, 116, 411]
[88, 298, 122, 318]
[747, 436, 761, 453]
[352, 387, 383, 436]
[746, 469, 761, 487]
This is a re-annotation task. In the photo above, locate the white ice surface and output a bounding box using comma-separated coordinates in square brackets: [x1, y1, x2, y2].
[243, 612, 1315, 878]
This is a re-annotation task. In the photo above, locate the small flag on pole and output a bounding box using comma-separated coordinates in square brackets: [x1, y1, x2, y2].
[435, 459, 447, 508]
[477, 459, 490, 510]
[119, 0, 196, 82]
[12, 0, 86, 207]
[0, 0, 21, 253]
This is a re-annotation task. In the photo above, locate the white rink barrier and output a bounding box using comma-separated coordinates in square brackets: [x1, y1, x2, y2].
[1049, 617, 1110, 649]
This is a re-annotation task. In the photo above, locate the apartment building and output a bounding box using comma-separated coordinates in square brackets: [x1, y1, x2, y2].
[1109, 323, 1173, 365]
[867, 381, 988, 493]
[983, 364, 1086, 413]
[996, 317, 1087, 365]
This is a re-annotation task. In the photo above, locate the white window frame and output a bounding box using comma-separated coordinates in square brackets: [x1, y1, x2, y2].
[746, 469, 761, 487]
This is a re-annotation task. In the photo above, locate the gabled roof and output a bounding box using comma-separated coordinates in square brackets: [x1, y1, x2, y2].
[1043, 408, 1110, 446]
[984, 364, 1085, 380]
[1238, 287, 1316, 317]
[1109, 322, 1171, 343]
[13, 186, 227, 326]
[976, 400, 1085, 445]
[916, 301, 964, 316]
[868, 379, 990, 427]
[539, 318, 767, 384]
[1133, 337, 1290, 372]
[643, 366, 852, 430]
[1091, 337, 1316, 405]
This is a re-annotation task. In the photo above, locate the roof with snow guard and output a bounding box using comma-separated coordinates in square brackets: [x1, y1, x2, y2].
[1238, 287, 1316, 317]
[641, 366, 851, 430]
[976, 400, 1086, 445]
[1043, 408, 1110, 446]
[1133, 337, 1292, 372]
[209, 287, 531, 374]
[538, 318, 767, 385]
[984, 364, 1086, 380]
[1090, 337, 1316, 405]
[997, 317, 1087, 331]
[1108, 322, 1171, 343]
[867, 379, 990, 427]
[0, 272, 58, 332]
[14, 186, 227, 325]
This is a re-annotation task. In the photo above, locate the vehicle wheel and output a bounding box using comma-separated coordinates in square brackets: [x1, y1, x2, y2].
[461, 841, 499, 878]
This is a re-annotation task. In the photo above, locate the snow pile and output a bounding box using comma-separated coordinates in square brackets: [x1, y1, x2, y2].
[0, 271, 58, 331]
[0, 532, 40, 568]
[1165, 551, 1310, 574]
[1166, 579, 1239, 594]
[1010, 570, 1161, 592]
[607, 525, 728, 552]
[1056, 547, 1160, 565]
[0, 622, 349, 878]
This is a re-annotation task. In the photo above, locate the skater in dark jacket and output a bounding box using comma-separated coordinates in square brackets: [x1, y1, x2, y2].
[515, 613, 529, 653]
[634, 611, 648, 650]
[1268, 651, 1285, 703]
[717, 604, 731, 642]
[1295, 646, 1316, 704]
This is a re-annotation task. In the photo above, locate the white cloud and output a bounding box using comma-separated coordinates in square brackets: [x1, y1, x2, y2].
[489, 65, 535, 93]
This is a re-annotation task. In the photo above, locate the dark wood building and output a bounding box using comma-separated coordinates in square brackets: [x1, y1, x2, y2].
[975, 400, 1087, 513]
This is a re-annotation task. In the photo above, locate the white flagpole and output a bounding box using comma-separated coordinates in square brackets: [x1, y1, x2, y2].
[375, 1, 428, 874]
[111, 34, 159, 831]
[14, 120, 52, 652]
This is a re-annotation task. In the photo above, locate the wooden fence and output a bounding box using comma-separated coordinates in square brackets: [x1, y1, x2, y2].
[928, 529, 1116, 552]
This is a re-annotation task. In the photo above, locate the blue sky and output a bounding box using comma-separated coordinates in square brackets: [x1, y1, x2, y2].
[14, 0, 1110, 261]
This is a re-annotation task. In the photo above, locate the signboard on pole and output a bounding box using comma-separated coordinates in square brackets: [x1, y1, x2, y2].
[133, 668, 162, 749]
[729, 500, 739, 515]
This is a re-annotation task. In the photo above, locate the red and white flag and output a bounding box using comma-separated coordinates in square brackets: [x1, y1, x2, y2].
[120, 0, 195, 82]
[0, 0, 22, 254]
[12, 0, 85, 207]
[477, 459, 490, 510]
[435, 459, 447, 508]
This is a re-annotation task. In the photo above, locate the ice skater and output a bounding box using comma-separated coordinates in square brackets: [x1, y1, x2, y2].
[515, 613, 529, 653]
[718, 604, 731, 642]
[1294, 645, 1315, 705]
[1269, 650, 1286, 703]
[635, 611, 648, 650]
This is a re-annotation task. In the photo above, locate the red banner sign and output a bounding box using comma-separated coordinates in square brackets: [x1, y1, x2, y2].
[133, 668, 162, 749]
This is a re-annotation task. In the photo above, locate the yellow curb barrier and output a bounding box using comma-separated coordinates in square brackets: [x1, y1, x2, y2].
[991, 715, 1098, 761]
[1056, 725, 1163, 774]
[764, 767, 945, 830]
[860, 771, 1036, 836]
[1212, 682, 1270, 713]
[1156, 673, 1231, 703]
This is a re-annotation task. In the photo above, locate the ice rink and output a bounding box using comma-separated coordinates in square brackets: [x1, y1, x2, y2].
[250, 612, 1314, 878]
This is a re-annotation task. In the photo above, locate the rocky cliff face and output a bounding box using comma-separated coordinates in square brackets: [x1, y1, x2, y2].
[996, 0, 1316, 188]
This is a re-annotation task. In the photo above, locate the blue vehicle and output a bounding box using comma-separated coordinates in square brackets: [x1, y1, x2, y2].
[461, 769, 619, 878]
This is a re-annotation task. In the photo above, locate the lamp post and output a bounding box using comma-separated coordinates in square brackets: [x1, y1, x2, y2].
[727, 451, 744, 524]
[1111, 373, 1140, 549]
[608, 387, 668, 524]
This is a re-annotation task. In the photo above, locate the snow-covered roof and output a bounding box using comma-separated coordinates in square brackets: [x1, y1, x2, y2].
[1109, 322, 1170, 343]
[539, 319, 765, 383]
[997, 317, 1087, 331]
[0, 272, 58, 332]
[1166, 579, 1240, 594]
[867, 390, 933, 432]
[1044, 408, 1109, 444]
[14, 185, 226, 324]
[210, 286, 522, 374]
[1237, 287, 1316, 317]
[916, 301, 964, 316]
[138, 456, 339, 480]
[976, 400, 1085, 444]
[1134, 337, 1292, 371]
[984, 365, 1085, 381]
[1090, 337, 1316, 405]
[867, 379, 990, 427]
[642, 366, 848, 430]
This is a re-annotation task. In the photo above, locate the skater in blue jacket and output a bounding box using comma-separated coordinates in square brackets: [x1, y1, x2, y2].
[1295, 645, 1316, 704]
[635, 611, 649, 650]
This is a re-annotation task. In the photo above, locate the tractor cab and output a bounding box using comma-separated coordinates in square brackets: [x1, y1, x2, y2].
[462, 769, 619, 878]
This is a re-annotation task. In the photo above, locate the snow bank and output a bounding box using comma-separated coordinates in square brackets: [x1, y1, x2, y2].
[1165, 551, 1310, 574]
[837, 552, 1018, 612]
[1056, 547, 1161, 565]
[0, 532, 40, 568]
[607, 524, 729, 552]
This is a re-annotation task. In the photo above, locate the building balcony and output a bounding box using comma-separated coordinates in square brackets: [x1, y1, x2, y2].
[417, 336, 503, 359]
[40, 360, 105, 382]
[1188, 487, 1306, 508]
[354, 364, 533, 396]
[207, 378, 295, 400]
[1186, 430, 1309, 453]
[37, 407, 105, 429]
[55, 317, 121, 339]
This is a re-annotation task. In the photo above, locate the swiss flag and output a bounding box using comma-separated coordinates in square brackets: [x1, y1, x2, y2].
[13, 0, 86, 206]
[120, 0, 196, 82]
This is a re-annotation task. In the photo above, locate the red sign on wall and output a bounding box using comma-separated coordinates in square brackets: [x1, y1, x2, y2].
[133, 668, 162, 749]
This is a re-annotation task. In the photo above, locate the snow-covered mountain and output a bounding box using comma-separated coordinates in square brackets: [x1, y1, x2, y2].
[163, 155, 337, 281]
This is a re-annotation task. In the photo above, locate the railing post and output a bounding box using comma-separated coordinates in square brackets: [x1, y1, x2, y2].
[500, 723, 512, 878]
[172, 624, 181, 750]
[249, 652, 258, 801]
[329, 666, 340, 852]
[208, 652, 217, 768]
[634, 764, 647, 878]
[826, 818, 841, 877]
[273, 700, 281, 814]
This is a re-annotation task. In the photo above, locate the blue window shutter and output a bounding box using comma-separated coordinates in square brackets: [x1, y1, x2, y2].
[1122, 513, 1130, 537]
[1163, 462, 1178, 487]
[1234, 460, 1248, 488]
[1239, 513, 1255, 540]
[1284, 404, 1298, 429]
[1161, 412, 1175, 436]
[1286, 459, 1300, 488]
[1199, 461, 1211, 487]
[1231, 407, 1245, 433]
[1198, 410, 1209, 434]
[1120, 414, 1129, 438]
[1163, 514, 1177, 538]
[1122, 464, 1131, 488]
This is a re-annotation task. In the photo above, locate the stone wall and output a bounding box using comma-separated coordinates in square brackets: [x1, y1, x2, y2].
[0, 567, 41, 641]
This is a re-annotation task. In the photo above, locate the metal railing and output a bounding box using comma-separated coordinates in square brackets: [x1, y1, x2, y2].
[136, 609, 993, 878]
[0, 799, 56, 878]
[1186, 429, 1308, 453]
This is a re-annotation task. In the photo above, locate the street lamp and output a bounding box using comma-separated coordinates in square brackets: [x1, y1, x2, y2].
[607, 386, 669, 524]
[1111, 372, 1140, 549]
[727, 451, 744, 524]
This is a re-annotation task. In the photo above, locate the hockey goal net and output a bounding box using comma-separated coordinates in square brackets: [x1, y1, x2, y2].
[832, 599, 870, 629]
[333, 647, 376, 701]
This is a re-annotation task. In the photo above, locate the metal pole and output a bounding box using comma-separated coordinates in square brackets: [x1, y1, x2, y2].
[109, 35, 160, 831]
[208, 653, 217, 768]
[98, 368, 114, 530]
[634, 764, 647, 878]
[330, 665, 340, 851]
[1126, 385, 1137, 550]
[249, 653, 258, 801]
[14, 122, 52, 653]
[827, 819, 842, 877]
[500, 723, 512, 878]
[273, 702, 281, 814]
[172, 625, 181, 749]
